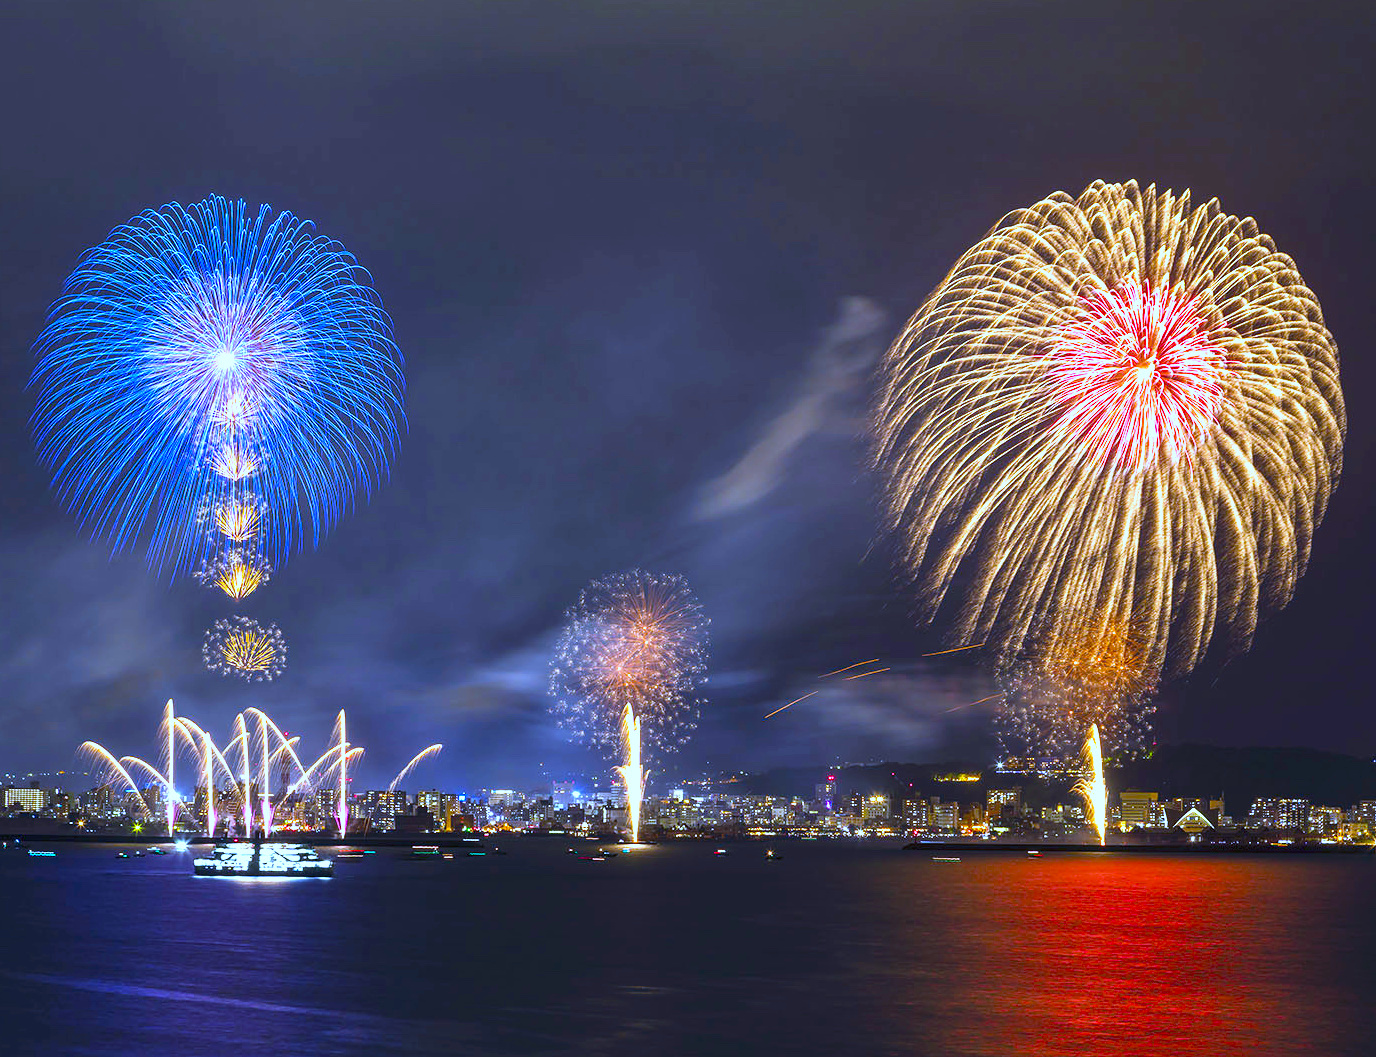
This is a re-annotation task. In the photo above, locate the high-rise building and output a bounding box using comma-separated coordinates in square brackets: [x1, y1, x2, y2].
[3, 786, 47, 813]
[986, 787, 1022, 823]
[1249, 798, 1308, 830]
[902, 798, 930, 831]
[861, 794, 890, 823]
[931, 800, 959, 833]
[1119, 791, 1162, 828]
[417, 790, 458, 830]
[1307, 805, 1343, 834]
[359, 790, 408, 831]
[551, 781, 581, 810]
[813, 776, 837, 813]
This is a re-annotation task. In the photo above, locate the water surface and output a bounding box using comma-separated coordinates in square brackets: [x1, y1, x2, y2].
[2, 840, 1370, 1055]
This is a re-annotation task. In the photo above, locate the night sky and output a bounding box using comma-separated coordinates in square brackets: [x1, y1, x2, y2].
[0, 3, 1372, 788]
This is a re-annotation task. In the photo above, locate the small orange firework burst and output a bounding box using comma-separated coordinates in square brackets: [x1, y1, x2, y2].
[998, 617, 1157, 759]
[196, 552, 271, 600]
[215, 498, 260, 541]
[211, 443, 258, 481]
[550, 570, 709, 757]
[204, 616, 286, 682]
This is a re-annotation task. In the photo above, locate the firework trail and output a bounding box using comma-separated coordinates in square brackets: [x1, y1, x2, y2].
[550, 570, 710, 757]
[613, 707, 648, 844]
[1071, 724, 1108, 846]
[78, 743, 152, 820]
[389, 744, 443, 793]
[763, 658, 890, 719]
[30, 196, 405, 578]
[873, 180, 1344, 754]
[173, 717, 243, 837]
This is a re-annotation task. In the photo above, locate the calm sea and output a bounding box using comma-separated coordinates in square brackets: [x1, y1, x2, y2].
[1, 840, 1371, 1056]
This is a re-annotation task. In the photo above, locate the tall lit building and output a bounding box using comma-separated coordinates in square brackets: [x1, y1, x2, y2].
[813, 776, 837, 813]
[931, 800, 959, 834]
[417, 790, 458, 830]
[3, 786, 48, 813]
[1249, 798, 1309, 830]
[1307, 805, 1343, 834]
[360, 790, 408, 831]
[1119, 791, 1163, 828]
[551, 781, 582, 810]
[861, 794, 890, 824]
[901, 798, 929, 831]
[986, 787, 1021, 823]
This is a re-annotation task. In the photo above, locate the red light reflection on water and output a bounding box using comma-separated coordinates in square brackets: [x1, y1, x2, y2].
[894, 855, 1361, 1057]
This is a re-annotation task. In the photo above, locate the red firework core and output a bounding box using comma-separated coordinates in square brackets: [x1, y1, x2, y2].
[1045, 281, 1227, 472]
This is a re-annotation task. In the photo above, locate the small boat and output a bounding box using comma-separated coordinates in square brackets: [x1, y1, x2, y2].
[410, 845, 441, 859]
[131, 850, 145, 858]
[116, 851, 129, 859]
[442, 852, 454, 860]
[713, 848, 729, 857]
[26, 849, 56, 858]
[1027, 850, 1041, 857]
[932, 856, 961, 863]
[147, 847, 167, 856]
[765, 849, 781, 861]
[336, 848, 367, 860]
[193, 841, 332, 878]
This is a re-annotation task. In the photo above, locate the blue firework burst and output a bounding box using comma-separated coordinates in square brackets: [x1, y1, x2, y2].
[31, 196, 405, 576]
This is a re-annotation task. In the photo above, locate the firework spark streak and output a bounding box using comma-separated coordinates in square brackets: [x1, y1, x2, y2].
[764, 691, 819, 720]
[818, 659, 880, 678]
[874, 180, 1344, 752]
[30, 196, 405, 577]
[550, 570, 710, 758]
[844, 667, 890, 680]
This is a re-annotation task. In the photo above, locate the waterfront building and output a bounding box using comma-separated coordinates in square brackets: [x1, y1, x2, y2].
[902, 797, 930, 831]
[985, 787, 1021, 824]
[931, 800, 959, 834]
[813, 776, 837, 813]
[3, 786, 48, 813]
[1119, 791, 1164, 829]
[1307, 805, 1344, 835]
[417, 790, 459, 830]
[1171, 807, 1215, 835]
[360, 790, 408, 831]
[861, 794, 890, 824]
[1248, 798, 1309, 830]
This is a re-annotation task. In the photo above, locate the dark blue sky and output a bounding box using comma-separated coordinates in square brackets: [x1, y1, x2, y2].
[1, 2, 1372, 788]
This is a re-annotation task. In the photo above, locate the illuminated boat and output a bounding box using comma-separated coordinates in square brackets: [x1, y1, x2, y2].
[192, 841, 332, 878]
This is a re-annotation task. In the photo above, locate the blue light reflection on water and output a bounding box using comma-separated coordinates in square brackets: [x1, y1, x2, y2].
[0, 841, 1371, 1056]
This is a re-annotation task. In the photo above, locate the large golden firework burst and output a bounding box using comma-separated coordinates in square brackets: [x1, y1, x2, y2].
[874, 180, 1344, 687]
